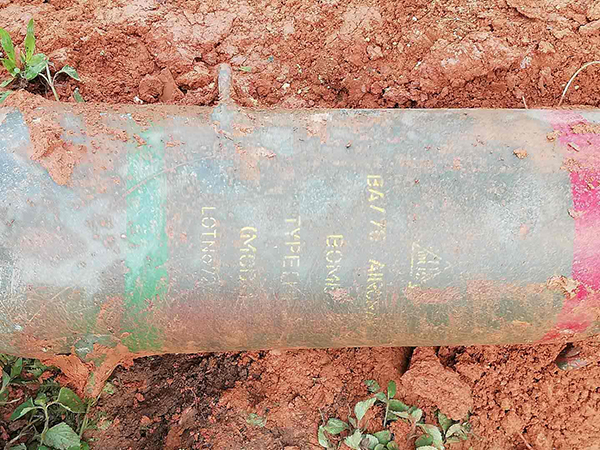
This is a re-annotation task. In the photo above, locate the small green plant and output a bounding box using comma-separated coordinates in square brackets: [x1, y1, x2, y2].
[317, 380, 471, 450]
[318, 393, 394, 450]
[0, 355, 91, 450]
[73, 87, 84, 103]
[0, 357, 24, 406]
[0, 19, 80, 103]
[318, 381, 410, 450]
[370, 380, 423, 433]
[414, 412, 471, 449]
[1, 356, 50, 405]
[6, 387, 91, 450]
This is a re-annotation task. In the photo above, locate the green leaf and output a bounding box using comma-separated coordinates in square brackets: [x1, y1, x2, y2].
[246, 412, 266, 427]
[73, 87, 84, 103]
[2, 58, 19, 77]
[0, 90, 12, 105]
[57, 387, 86, 413]
[375, 391, 388, 403]
[385, 411, 398, 423]
[390, 410, 410, 420]
[354, 397, 377, 422]
[386, 442, 400, 450]
[374, 430, 391, 444]
[348, 416, 357, 428]
[24, 19, 35, 62]
[374, 445, 385, 450]
[8, 444, 27, 450]
[364, 379, 381, 393]
[34, 392, 48, 406]
[411, 408, 423, 423]
[10, 358, 23, 379]
[79, 443, 91, 450]
[387, 381, 396, 399]
[43, 422, 81, 449]
[38, 447, 51, 450]
[415, 447, 438, 450]
[101, 382, 116, 395]
[2, 370, 9, 390]
[10, 397, 38, 420]
[446, 423, 468, 440]
[0, 28, 15, 63]
[415, 434, 433, 447]
[445, 423, 459, 438]
[1, 77, 13, 87]
[23, 53, 47, 80]
[437, 411, 453, 434]
[388, 399, 409, 412]
[239, 66, 252, 72]
[417, 424, 443, 445]
[323, 418, 348, 435]
[362, 434, 379, 449]
[318, 426, 331, 448]
[27, 360, 49, 378]
[56, 65, 80, 81]
[344, 430, 363, 449]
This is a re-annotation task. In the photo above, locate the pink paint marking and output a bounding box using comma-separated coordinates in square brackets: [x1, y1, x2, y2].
[541, 111, 600, 341]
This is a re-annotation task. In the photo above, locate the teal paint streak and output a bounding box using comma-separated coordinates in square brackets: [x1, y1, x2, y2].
[123, 128, 169, 352]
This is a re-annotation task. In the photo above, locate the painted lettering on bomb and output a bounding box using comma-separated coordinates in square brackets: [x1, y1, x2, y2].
[408, 242, 451, 288]
[367, 175, 386, 242]
[200, 207, 219, 284]
[239, 227, 257, 282]
[324, 235, 344, 292]
[365, 259, 385, 315]
[282, 216, 301, 291]
[364, 176, 387, 315]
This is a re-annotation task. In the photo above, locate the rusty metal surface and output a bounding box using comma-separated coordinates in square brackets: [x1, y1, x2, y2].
[1, 70, 599, 358]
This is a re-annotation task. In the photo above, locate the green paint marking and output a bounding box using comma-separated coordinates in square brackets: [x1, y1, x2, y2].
[123, 126, 168, 352]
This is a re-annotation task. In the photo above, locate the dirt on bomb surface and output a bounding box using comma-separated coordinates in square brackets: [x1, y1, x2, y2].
[1, 0, 600, 448]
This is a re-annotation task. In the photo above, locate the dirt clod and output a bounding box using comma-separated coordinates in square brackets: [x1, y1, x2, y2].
[579, 20, 600, 35]
[401, 347, 473, 420]
[589, 0, 600, 20]
[4, 90, 87, 185]
[138, 74, 164, 103]
[572, 122, 600, 134]
[513, 148, 528, 159]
